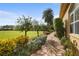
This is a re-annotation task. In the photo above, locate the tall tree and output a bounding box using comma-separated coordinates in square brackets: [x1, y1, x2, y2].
[42, 8, 54, 30]
[17, 15, 32, 37]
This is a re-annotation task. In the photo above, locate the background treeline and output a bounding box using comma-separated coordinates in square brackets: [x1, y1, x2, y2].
[0, 25, 15, 31]
[0, 24, 48, 31]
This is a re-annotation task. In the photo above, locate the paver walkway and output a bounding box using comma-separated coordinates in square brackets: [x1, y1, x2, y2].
[31, 32, 65, 56]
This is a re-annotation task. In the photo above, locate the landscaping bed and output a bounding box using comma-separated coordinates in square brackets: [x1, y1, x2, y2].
[0, 35, 47, 56]
[61, 37, 79, 56]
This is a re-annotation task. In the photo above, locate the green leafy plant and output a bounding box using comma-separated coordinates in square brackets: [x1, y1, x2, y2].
[17, 15, 32, 37]
[0, 35, 46, 56]
[13, 35, 29, 56]
[42, 8, 54, 32]
[13, 35, 47, 56]
[0, 40, 16, 56]
[54, 18, 64, 39]
[61, 37, 79, 56]
[25, 36, 47, 55]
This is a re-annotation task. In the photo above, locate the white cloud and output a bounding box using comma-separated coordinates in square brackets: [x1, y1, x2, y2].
[0, 10, 18, 16]
[54, 15, 59, 19]
[0, 10, 24, 20]
[0, 10, 19, 25]
[0, 10, 12, 15]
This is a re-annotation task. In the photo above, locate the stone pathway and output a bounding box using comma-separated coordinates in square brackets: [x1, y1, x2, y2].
[31, 32, 65, 56]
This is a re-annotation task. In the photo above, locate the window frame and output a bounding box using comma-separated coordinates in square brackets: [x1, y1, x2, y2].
[70, 5, 79, 34]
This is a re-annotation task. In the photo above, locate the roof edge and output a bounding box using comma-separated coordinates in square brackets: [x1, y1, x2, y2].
[59, 3, 70, 18]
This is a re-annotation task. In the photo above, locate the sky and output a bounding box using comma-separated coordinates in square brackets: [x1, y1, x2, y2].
[0, 3, 60, 25]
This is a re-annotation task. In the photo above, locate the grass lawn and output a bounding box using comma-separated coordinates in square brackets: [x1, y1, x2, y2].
[0, 31, 43, 40]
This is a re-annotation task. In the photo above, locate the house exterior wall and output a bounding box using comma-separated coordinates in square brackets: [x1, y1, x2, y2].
[62, 4, 72, 37]
[69, 4, 79, 49]
[62, 4, 79, 35]
[60, 3, 79, 49]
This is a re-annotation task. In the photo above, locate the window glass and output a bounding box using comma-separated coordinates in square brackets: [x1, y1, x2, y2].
[70, 7, 79, 34]
[70, 24, 73, 33]
[75, 8, 79, 20]
[70, 14, 74, 33]
[75, 22, 79, 34]
[70, 14, 74, 22]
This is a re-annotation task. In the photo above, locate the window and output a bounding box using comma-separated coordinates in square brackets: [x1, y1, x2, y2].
[75, 22, 79, 34]
[75, 8, 79, 34]
[75, 8, 79, 21]
[70, 13, 74, 33]
[70, 14, 74, 22]
[70, 24, 73, 33]
[70, 6, 79, 34]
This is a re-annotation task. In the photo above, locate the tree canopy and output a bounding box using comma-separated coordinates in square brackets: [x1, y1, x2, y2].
[17, 15, 32, 36]
[42, 8, 54, 26]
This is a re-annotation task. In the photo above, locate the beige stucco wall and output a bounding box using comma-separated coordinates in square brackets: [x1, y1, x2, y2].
[63, 3, 79, 36]
[62, 3, 79, 49]
[70, 34, 79, 50]
[70, 4, 79, 49]
[75, 3, 79, 7]
[62, 4, 71, 37]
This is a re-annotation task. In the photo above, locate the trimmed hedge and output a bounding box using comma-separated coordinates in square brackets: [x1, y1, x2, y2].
[54, 18, 64, 39]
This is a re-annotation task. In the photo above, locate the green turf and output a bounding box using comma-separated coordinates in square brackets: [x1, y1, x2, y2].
[0, 31, 43, 40]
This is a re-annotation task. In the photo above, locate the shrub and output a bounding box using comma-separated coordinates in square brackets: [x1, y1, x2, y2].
[54, 18, 64, 39]
[64, 42, 79, 56]
[15, 35, 29, 46]
[43, 31, 50, 35]
[13, 35, 29, 55]
[0, 35, 29, 56]
[0, 35, 46, 56]
[13, 35, 47, 56]
[25, 36, 47, 55]
[61, 37, 79, 56]
[0, 40, 16, 56]
[61, 37, 72, 49]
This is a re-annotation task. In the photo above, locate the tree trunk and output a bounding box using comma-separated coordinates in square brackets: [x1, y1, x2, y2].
[37, 30, 39, 37]
[25, 30, 27, 37]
